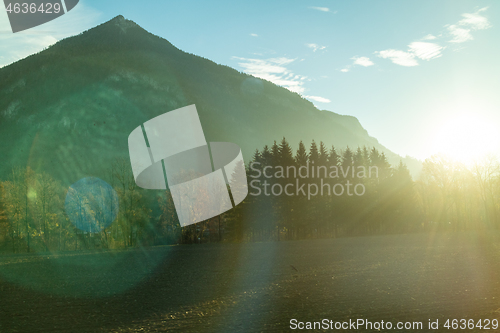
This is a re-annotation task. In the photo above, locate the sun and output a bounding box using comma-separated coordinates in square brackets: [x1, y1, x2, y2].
[431, 113, 500, 165]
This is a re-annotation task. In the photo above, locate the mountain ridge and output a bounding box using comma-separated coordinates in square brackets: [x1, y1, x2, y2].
[0, 15, 421, 185]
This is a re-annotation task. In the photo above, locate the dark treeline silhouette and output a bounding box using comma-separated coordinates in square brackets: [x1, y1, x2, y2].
[222, 138, 419, 241]
[1, 138, 499, 252]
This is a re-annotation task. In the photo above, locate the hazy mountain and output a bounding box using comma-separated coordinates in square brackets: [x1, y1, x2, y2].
[0, 15, 421, 186]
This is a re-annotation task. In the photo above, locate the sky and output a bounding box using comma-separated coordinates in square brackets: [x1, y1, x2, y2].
[1, 0, 499, 163]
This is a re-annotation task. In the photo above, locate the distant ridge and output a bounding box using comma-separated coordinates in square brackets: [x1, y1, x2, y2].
[0, 15, 421, 185]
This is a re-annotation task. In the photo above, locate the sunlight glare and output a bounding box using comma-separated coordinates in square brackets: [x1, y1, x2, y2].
[431, 113, 500, 165]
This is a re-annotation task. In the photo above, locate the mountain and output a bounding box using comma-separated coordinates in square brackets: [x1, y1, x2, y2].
[0, 15, 421, 187]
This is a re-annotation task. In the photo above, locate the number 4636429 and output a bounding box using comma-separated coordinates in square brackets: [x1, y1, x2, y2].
[5, 2, 62, 14]
[444, 319, 498, 330]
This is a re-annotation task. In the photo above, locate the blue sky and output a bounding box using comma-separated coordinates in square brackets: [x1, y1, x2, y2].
[1, 0, 499, 162]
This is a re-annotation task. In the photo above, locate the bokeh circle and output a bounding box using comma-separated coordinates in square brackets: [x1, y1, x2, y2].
[65, 177, 119, 233]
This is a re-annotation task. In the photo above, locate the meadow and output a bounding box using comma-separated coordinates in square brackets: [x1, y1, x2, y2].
[1, 232, 500, 332]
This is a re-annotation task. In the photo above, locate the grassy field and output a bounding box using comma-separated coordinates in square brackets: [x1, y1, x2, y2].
[1, 232, 500, 332]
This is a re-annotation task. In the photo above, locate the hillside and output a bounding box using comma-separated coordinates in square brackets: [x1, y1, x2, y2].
[0, 15, 420, 186]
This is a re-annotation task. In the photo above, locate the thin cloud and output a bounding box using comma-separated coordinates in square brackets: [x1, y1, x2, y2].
[459, 7, 491, 30]
[340, 57, 374, 73]
[360, 7, 490, 69]
[234, 56, 307, 94]
[446, 7, 491, 43]
[0, 3, 101, 68]
[306, 43, 326, 52]
[375, 42, 443, 67]
[309, 7, 330, 12]
[447, 25, 473, 43]
[408, 42, 443, 60]
[422, 34, 437, 40]
[376, 50, 418, 67]
[352, 56, 374, 67]
[250, 33, 258, 37]
[304, 95, 331, 103]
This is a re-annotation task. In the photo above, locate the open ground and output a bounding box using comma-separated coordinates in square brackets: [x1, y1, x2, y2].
[1, 232, 500, 332]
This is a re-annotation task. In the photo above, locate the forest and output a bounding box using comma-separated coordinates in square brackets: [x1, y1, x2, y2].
[0, 137, 499, 253]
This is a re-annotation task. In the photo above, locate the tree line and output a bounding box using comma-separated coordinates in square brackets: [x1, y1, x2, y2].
[0, 137, 499, 253]
[223, 138, 418, 241]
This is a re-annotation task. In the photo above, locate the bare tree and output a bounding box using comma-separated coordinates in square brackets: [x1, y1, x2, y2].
[112, 158, 150, 247]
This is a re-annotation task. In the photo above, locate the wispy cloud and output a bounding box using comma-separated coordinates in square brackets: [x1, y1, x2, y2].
[422, 34, 437, 40]
[446, 7, 491, 44]
[309, 6, 330, 12]
[358, 7, 490, 69]
[340, 56, 374, 72]
[0, 3, 101, 68]
[250, 33, 258, 37]
[376, 42, 443, 67]
[306, 43, 326, 52]
[352, 56, 374, 67]
[304, 95, 331, 103]
[233, 56, 307, 93]
[408, 42, 443, 60]
[459, 8, 491, 30]
[376, 50, 418, 67]
[447, 25, 473, 43]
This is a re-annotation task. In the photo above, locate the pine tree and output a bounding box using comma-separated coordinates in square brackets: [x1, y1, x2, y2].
[393, 160, 412, 181]
[271, 141, 280, 166]
[378, 152, 392, 180]
[0, 187, 6, 230]
[354, 147, 364, 167]
[319, 141, 328, 166]
[261, 145, 272, 166]
[341, 147, 354, 170]
[279, 137, 294, 167]
[340, 147, 354, 182]
[249, 149, 263, 179]
[369, 147, 380, 166]
[252, 149, 262, 165]
[229, 160, 248, 205]
[309, 140, 319, 164]
[295, 140, 308, 166]
[362, 146, 370, 168]
[328, 145, 340, 167]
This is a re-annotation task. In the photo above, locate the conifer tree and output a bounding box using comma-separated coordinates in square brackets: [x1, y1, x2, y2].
[271, 141, 280, 165]
[378, 152, 392, 180]
[279, 137, 294, 167]
[309, 140, 319, 164]
[319, 141, 328, 165]
[369, 147, 380, 166]
[362, 146, 370, 168]
[328, 145, 340, 167]
[229, 160, 248, 204]
[341, 147, 354, 171]
[295, 141, 308, 166]
[354, 147, 365, 167]
[252, 149, 262, 165]
[249, 149, 263, 179]
[261, 145, 272, 166]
